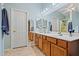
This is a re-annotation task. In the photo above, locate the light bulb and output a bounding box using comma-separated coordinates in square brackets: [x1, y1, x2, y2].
[45, 8, 48, 11]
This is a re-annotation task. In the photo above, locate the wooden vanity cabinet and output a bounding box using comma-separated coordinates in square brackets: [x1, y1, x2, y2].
[51, 43, 67, 56]
[42, 35, 50, 56]
[33, 32, 79, 56]
[47, 36, 67, 56]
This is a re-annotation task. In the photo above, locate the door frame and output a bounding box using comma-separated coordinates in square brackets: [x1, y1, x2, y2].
[10, 8, 28, 49]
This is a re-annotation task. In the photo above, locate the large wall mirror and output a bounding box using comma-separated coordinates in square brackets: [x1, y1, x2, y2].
[35, 3, 79, 33]
[46, 4, 79, 33]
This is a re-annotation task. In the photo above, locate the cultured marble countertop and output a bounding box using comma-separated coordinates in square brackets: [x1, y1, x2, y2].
[30, 31, 79, 41]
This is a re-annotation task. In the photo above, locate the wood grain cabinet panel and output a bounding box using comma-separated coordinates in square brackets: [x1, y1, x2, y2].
[42, 35, 46, 39]
[28, 32, 30, 40]
[47, 36, 56, 44]
[35, 33, 37, 44]
[30, 32, 32, 40]
[28, 32, 33, 41]
[31, 32, 35, 41]
[42, 36, 50, 56]
[68, 40, 79, 56]
[35, 33, 39, 47]
[38, 35, 43, 50]
[51, 44, 67, 56]
[57, 39, 67, 49]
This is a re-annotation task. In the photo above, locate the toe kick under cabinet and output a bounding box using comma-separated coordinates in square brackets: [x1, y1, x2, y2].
[32, 32, 79, 56]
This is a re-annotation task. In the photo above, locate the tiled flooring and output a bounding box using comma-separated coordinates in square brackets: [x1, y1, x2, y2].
[4, 41, 45, 56]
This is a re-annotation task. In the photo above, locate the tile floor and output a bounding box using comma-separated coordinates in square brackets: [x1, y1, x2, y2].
[4, 41, 45, 56]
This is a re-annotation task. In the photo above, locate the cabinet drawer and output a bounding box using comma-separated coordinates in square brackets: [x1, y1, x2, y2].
[57, 39, 67, 49]
[47, 37, 56, 44]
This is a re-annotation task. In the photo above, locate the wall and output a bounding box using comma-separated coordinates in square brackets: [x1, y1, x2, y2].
[0, 3, 3, 56]
[4, 3, 41, 49]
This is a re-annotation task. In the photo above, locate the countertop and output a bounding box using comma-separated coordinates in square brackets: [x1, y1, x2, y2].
[30, 31, 79, 41]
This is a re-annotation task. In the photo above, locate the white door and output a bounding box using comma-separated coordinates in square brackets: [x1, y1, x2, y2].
[11, 9, 27, 48]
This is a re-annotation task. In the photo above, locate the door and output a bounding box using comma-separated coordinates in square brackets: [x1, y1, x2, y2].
[11, 9, 27, 48]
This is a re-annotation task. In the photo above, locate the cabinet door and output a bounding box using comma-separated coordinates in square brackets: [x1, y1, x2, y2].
[32, 33, 35, 41]
[35, 33, 37, 44]
[35, 34, 39, 47]
[30, 32, 32, 41]
[28, 32, 30, 40]
[38, 35, 42, 50]
[51, 44, 67, 56]
[43, 38, 50, 56]
[28, 32, 32, 41]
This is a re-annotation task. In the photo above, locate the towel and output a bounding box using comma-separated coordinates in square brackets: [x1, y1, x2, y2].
[2, 8, 9, 36]
[68, 22, 73, 32]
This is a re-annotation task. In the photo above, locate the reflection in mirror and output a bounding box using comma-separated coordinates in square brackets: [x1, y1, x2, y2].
[60, 20, 68, 32]
[30, 20, 34, 31]
[49, 11, 68, 33]
[36, 18, 47, 33]
[36, 3, 79, 33]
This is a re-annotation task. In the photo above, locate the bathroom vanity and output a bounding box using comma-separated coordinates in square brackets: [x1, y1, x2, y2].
[29, 31, 79, 56]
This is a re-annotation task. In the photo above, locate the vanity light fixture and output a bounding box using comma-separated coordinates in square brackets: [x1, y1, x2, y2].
[71, 7, 75, 10]
[67, 7, 75, 11]
[45, 8, 48, 11]
[41, 8, 48, 15]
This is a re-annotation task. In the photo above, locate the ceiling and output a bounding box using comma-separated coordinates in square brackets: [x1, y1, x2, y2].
[57, 3, 79, 16]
